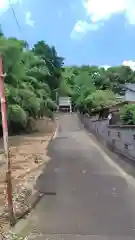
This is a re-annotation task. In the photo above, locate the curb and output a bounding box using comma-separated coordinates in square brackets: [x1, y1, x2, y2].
[50, 119, 59, 141]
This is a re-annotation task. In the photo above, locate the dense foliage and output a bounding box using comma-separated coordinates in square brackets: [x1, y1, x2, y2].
[62, 65, 135, 115]
[1, 26, 135, 131]
[0, 30, 67, 134]
[120, 104, 135, 125]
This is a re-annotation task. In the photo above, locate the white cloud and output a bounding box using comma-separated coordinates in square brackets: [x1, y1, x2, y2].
[70, 0, 135, 40]
[123, 60, 135, 70]
[0, 0, 21, 15]
[83, 0, 135, 24]
[70, 20, 100, 39]
[101, 61, 135, 70]
[101, 65, 111, 70]
[25, 11, 35, 27]
[0, 1, 35, 28]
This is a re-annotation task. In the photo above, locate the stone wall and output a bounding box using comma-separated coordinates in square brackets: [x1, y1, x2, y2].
[80, 115, 135, 160]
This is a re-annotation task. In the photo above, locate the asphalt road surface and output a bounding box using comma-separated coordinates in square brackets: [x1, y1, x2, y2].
[29, 114, 135, 240]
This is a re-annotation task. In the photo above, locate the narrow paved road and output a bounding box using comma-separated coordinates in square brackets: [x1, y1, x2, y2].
[29, 114, 135, 239]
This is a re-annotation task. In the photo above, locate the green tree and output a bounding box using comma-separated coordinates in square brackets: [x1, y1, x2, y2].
[120, 104, 135, 125]
[32, 41, 64, 100]
[85, 90, 117, 111]
[63, 64, 135, 114]
[0, 32, 63, 133]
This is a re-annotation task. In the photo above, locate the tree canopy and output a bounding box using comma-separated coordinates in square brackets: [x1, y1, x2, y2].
[1, 27, 135, 132]
[0, 31, 66, 133]
[62, 65, 135, 114]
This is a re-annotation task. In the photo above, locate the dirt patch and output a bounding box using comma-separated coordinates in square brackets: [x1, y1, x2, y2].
[0, 118, 56, 233]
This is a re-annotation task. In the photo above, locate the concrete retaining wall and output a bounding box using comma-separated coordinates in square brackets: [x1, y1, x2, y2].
[80, 115, 135, 160]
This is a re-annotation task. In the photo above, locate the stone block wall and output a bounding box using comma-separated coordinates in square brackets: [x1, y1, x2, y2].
[81, 115, 135, 160]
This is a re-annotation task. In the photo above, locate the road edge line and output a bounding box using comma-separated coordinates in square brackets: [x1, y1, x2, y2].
[79, 116, 135, 188]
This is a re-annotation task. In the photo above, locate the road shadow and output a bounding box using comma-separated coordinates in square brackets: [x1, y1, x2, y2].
[35, 139, 58, 196]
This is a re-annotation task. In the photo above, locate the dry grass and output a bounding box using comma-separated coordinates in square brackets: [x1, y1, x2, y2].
[0, 118, 56, 230]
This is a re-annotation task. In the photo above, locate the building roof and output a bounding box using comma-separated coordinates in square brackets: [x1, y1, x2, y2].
[91, 100, 126, 114]
[124, 84, 135, 92]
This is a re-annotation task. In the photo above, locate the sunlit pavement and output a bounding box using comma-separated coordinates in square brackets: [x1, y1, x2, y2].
[28, 114, 135, 240]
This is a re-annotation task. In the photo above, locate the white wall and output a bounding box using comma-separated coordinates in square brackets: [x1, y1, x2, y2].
[59, 97, 71, 106]
[125, 90, 135, 101]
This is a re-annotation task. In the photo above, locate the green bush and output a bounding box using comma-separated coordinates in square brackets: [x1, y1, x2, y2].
[120, 104, 135, 125]
[0, 32, 64, 134]
[85, 90, 117, 111]
[8, 104, 27, 127]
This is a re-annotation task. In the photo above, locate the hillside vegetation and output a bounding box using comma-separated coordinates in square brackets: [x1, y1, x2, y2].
[1, 26, 135, 132]
[62, 65, 135, 119]
[0, 29, 68, 134]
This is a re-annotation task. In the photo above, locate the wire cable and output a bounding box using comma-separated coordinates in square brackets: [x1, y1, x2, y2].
[8, 0, 21, 32]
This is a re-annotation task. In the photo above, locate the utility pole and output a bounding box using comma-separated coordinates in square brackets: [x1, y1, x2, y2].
[0, 58, 15, 226]
[56, 91, 59, 112]
[56, 91, 58, 104]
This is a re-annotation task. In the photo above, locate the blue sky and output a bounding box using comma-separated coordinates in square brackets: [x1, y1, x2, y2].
[1, 0, 135, 68]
